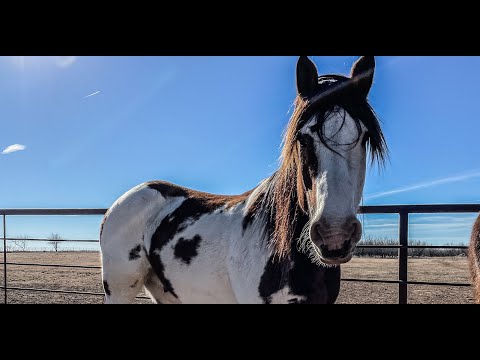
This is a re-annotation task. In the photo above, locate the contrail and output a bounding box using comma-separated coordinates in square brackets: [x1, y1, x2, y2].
[84, 90, 101, 98]
[366, 170, 480, 200]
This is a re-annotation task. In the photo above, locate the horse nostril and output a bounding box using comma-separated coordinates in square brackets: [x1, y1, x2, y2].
[312, 223, 324, 244]
[348, 222, 357, 239]
[347, 219, 362, 241]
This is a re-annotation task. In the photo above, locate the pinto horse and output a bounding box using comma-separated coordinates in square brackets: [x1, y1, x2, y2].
[469, 214, 480, 303]
[100, 56, 388, 304]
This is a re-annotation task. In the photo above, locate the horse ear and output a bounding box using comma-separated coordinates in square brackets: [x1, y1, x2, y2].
[296, 56, 318, 98]
[350, 56, 375, 97]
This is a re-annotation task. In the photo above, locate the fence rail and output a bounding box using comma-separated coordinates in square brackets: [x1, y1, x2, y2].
[2, 205, 479, 304]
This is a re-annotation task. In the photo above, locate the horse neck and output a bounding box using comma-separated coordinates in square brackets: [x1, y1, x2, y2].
[251, 180, 338, 304]
[246, 174, 310, 260]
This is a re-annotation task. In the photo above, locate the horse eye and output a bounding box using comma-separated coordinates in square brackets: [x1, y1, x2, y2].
[361, 132, 370, 147]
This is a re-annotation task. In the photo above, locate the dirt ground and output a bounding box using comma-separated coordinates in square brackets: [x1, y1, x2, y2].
[0, 252, 475, 304]
[337, 256, 474, 304]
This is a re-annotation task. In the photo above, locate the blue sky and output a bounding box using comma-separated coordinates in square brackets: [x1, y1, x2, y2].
[1, 56, 480, 248]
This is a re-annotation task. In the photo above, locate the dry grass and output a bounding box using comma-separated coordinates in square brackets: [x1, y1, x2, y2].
[338, 257, 474, 304]
[0, 252, 475, 304]
[0, 252, 149, 304]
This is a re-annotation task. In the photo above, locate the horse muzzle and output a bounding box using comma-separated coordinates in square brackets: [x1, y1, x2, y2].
[310, 217, 362, 265]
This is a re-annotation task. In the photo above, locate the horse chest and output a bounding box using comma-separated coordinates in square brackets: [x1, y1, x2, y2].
[152, 213, 341, 304]
[257, 250, 341, 304]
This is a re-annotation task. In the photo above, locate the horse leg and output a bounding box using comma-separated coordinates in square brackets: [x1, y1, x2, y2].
[100, 227, 150, 304]
[325, 265, 341, 304]
[101, 250, 148, 304]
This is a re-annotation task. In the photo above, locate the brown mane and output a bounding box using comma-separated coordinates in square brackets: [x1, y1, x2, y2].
[269, 96, 311, 258]
[245, 95, 311, 259]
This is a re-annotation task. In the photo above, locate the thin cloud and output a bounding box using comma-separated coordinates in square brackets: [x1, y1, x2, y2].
[366, 170, 480, 200]
[410, 214, 478, 223]
[410, 222, 475, 230]
[361, 223, 398, 230]
[2, 144, 26, 155]
[84, 90, 101, 99]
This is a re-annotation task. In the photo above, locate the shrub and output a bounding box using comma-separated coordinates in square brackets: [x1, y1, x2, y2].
[354, 236, 467, 258]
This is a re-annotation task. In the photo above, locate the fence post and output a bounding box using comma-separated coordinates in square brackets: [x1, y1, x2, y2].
[3, 215, 6, 304]
[398, 210, 408, 304]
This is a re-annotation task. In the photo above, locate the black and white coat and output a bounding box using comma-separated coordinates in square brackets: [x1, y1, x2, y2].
[100, 56, 387, 304]
[101, 180, 341, 304]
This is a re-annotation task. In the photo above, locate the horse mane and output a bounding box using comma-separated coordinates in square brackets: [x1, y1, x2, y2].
[247, 78, 388, 260]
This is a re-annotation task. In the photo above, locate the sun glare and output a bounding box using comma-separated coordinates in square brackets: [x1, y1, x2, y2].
[9, 56, 77, 70]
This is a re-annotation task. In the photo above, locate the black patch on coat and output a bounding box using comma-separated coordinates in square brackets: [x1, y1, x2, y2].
[298, 133, 318, 191]
[287, 245, 341, 304]
[289, 212, 341, 304]
[148, 181, 252, 205]
[257, 208, 342, 304]
[103, 281, 111, 296]
[148, 181, 252, 300]
[242, 192, 266, 234]
[150, 181, 269, 300]
[147, 181, 189, 198]
[174, 235, 202, 265]
[150, 198, 227, 299]
[325, 265, 341, 304]
[258, 256, 289, 304]
[129, 244, 142, 260]
[242, 213, 255, 234]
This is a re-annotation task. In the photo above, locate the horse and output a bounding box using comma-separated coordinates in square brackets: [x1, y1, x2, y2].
[469, 214, 480, 303]
[100, 56, 388, 304]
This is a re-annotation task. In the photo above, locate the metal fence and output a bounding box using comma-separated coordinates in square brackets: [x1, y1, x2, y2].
[1, 204, 479, 304]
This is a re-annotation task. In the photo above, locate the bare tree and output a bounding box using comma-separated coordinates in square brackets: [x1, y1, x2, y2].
[12, 234, 28, 252]
[48, 233, 63, 252]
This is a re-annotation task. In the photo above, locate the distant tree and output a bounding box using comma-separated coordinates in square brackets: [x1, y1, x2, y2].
[48, 233, 63, 252]
[12, 234, 28, 252]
